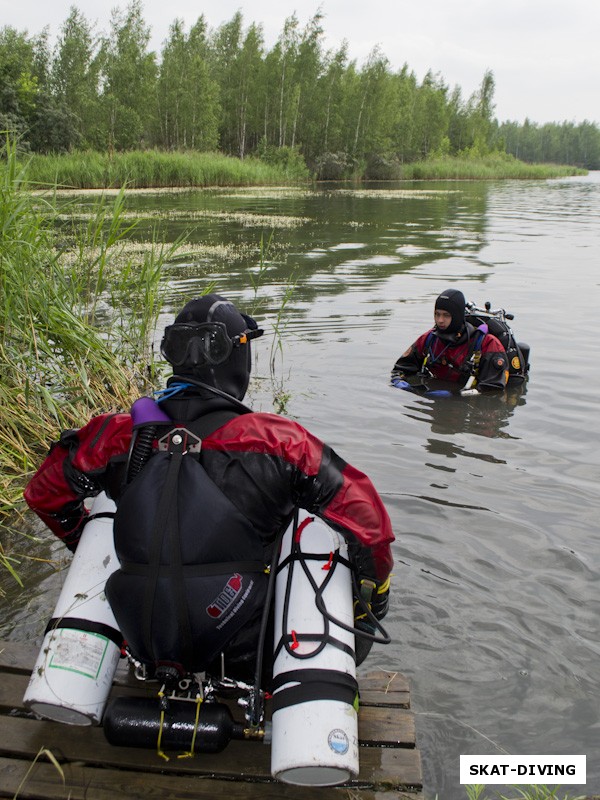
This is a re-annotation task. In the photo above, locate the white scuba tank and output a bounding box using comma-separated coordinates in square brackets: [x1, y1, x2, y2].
[270, 510, 359, 786]
[23, 492, 122, 725]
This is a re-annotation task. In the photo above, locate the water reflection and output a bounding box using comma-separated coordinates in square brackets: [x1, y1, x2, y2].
[400, 384, 527, 444]
[115, 181, 492, 315]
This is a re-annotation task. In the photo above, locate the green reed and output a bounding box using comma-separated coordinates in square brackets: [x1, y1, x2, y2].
[403, 154, 585, 180]
[0, 139, 181, 585]
[18, 148, 584, 191]
[22, 149, 306, 190]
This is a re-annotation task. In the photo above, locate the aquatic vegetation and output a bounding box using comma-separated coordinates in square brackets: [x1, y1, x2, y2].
[21, 150, 584, 196]
[0, 142, 184, 586]
[403, 155, 585, 180]
[331, 188, 461, 199]
[57, 207, 312, 229]
[22, 150, 306, 190]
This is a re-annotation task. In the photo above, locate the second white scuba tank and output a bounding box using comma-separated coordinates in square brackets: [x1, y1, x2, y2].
[270, 510, 359, 786]
[23, 492, 122, 725]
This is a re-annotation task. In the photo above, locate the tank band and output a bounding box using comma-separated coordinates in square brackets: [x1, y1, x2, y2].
[85, 511, 116, 524]
[271, 668, 359, 712]
[45, 617, 123, 649]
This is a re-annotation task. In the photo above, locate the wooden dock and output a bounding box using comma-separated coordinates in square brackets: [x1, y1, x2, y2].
[0, 640, 422, 799]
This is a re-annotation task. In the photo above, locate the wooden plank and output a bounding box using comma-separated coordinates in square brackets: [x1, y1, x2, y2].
[0, 642, 422, 796]
[358, 670, 411, 708]
[359, 706, 415, 747]
[0, 672, 416, 748]
[0, 756, 421, 800]
[0, 715, 422, 790]
[0, 640, 39, 674]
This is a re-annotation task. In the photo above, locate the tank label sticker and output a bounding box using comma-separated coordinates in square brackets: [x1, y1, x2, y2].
[328, 728, 350, 755]
[48, 629, 110, 679]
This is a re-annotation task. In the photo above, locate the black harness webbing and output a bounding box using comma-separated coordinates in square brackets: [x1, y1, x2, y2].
[135, 407, 245, 669]
[271, 668, 359, 713]
[424, 327, 485, 375]
[45, 617, 123, 650]
[141, 440, 193, 666]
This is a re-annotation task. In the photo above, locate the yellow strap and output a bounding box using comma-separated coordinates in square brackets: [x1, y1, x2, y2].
[177, 696, 203, 759]
[156, 691, 170, 761]
[377, 576, 391, 594]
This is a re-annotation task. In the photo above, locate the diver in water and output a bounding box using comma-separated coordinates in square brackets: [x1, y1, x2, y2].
[391, 288, 509, 393]
[25, 294, 393, 683]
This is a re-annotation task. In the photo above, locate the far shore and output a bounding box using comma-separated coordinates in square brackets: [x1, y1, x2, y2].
[21, 149, 586, 192]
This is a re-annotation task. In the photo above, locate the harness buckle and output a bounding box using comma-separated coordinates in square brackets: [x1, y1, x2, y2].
[158, 427, 202, 455]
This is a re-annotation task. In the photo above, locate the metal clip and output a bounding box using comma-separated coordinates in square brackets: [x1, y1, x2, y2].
[158, 427, 202, 455]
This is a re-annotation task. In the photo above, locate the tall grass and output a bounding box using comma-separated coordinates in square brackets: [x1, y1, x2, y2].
[18, 149, 584, 191]
[22, 149, 307, 190]
[0, 140, 181, 586]
[402, 153, 586, 180]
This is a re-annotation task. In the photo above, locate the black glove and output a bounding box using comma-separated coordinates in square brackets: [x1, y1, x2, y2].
[371, 580, 390, 621]
[353, 577, 391, 665]
[54, 502, 89, 553]
[354, 618, 375, 665]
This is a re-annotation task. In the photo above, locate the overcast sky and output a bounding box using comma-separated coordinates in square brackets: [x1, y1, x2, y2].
[2, 0, 598, 125]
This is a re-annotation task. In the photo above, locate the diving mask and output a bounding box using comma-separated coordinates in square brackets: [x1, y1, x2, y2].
[161, 322, 263, 368]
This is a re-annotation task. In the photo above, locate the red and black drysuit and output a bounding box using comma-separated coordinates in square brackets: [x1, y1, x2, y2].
[24, 394, 394, 679]
[392, 322, 509, 391]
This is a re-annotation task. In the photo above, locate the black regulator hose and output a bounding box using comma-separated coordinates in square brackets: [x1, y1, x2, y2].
[296, 535, 392, 647]
[171, 375, 253, 415]
[126, 425, 157, 484]
[249, 520, 288, 728]
[278, 514, 391, 662]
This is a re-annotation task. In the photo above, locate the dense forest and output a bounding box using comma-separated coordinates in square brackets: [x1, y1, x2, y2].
[1, 1, 599, 176]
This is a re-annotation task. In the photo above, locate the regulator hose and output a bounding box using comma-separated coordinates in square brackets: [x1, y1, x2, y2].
[249, 520, 287, 728]
[126, 425, 158, 484]
[279, 514, 391, 658]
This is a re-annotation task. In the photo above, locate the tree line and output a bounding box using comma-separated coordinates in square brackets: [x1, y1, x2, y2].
[1, 2, 599, 176]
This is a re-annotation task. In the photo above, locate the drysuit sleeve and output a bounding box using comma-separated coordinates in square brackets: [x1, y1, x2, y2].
[24, 413, 132, 550]
[206, 413, 394, 587]
[391, 331, 429, 379]
[314, 450, 394, 585]
[476, 335, 509, 392]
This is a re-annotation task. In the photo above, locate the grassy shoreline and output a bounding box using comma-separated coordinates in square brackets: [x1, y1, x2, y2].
[0, 144, 179, 587]
[20, 149, 586, 190]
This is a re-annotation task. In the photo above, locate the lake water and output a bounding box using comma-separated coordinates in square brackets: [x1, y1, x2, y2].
[3, 173, 599, 798]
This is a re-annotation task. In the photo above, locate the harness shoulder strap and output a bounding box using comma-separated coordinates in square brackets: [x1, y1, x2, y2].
[468, 329, 486, 374]
[422, 330, 436, 371]
[186, 409, 241, 440]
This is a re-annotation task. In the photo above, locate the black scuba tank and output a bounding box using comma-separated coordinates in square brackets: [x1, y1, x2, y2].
[103, 695, 260, 753]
